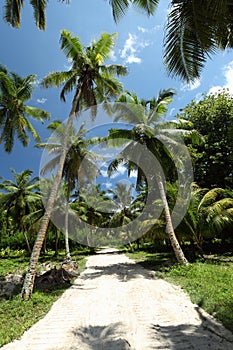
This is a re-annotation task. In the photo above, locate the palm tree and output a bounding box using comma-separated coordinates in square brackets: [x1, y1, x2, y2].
[178, 185, 233, 255]
[37, 120, 99, 260]
[0, 168, 40, 252]
[21, 30, 127, 300]
[0, 65, 50, 152]
[107, 89, 192, 264]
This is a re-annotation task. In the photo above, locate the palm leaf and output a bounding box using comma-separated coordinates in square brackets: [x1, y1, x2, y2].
[132, 0, 159, 16]
[164, 1, 207, 82]
[22, 116, 41, 142]
[30, 0, 47, 30]
[60, 29, 84, 61]
[60, 73, 78, 102]
[92, 32, 117, 62]
[100, 64, 128, 77]
[96, 74, 124, 99]
[25, 106, 50, 121]
[0, 71, 16, 96]
[4, 0, 24, 28]
[41, 70, 74, 89]
[109, 0, 130, 22]
[17, 74, 36, 100]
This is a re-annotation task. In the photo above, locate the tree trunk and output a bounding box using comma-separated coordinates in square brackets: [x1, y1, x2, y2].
[65, 199, 71, 261]
[54, 228, 59, 257]
[156, 176, 189, 265]
[21, 88, 82, 301]
[23, 231, 31, 253]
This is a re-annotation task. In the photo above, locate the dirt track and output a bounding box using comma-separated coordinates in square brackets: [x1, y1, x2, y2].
[1, 248, 233, 349]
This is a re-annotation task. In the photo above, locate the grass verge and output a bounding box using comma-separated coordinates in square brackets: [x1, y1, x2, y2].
[126, 250, 233, 332]
[0, 249, 88, 347]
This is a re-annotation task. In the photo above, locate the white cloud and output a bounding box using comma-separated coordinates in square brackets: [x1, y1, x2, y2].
[100, 163, 126, 178]
[117, 164, 127, 175]
[137, 26, 148, 33]
[137, 25, 161, 33]
[129, 169, 137, 178]
[37, 98, 47, 104]
[126, 55, 141, 64]
[209, 61, 233, 95]
[120, 33, 149, 64]
[100, 169, 108, 177]
[104, 182, 113, 190]
[169, 107, 176, 117]
[180, 79, 201, 92]
[109, 49, 117, 62]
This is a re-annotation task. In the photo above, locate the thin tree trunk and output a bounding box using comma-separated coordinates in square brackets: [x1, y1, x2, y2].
[43, 235, 47, 254]
[156, 176, 189, 265]
[65, 199, 71, 261]
[21, 88, 82, 301]
[54, 228, 59, 257]
[23, 231, 31, 254]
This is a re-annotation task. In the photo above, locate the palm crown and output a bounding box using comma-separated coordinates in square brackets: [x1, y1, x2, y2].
[41, 30, 127, 116]
[0, 65, 50, 152]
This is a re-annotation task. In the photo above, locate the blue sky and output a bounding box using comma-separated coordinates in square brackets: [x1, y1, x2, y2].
[1, 0, 233, 181]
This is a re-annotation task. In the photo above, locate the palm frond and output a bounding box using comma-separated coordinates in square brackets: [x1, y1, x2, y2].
[60, 73, 78, 102]
[25, 106, 50, 122]
[164, 1, 210, 82]
[60, 29, 84, 61]
[0, 71, 16, 96]
[96, 74, 124, 99]
[17, 74, 36, 100]
[30, 0, 47, 30]
[132, 0, 159, 16]
[4, 0, 24, 28]
[41, 70, 74, 90]
[92, 32, 117, 62]
[109, 0, 130, 22]
[100, 64, 128, 77]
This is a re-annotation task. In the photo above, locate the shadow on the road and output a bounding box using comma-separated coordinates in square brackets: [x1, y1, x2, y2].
[72, 323, 131, 349]
[151, 307, 233, 350]
[80, 262, 156, 282]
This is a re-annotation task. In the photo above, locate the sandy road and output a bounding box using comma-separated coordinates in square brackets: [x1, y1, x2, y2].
[1, 248, 233, 349]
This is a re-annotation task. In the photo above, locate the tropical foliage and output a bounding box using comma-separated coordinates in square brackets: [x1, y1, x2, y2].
[3, 1, 233, 81]
[0, 65, 49, 152]
[177, 91, 233, 188]
[0, 169, 40, 252]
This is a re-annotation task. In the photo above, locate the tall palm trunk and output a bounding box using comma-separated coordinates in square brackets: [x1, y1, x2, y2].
[21, 88, 82, 301]
[156, 175, 189, 265]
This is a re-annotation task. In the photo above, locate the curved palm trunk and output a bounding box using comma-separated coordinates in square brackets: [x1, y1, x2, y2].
[21, 88, 82, 301]
[156, 175, 189, 265]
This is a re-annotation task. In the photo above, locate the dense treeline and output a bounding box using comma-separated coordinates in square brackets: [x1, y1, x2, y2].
[1, 69, 233, 258]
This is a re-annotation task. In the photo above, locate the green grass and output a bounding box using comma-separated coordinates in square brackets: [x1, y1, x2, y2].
[126, 250, 233, 332]
[0, 249, 88, 347]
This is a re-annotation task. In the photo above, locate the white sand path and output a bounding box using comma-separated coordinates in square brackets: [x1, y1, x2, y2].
[1, 248, 233, 349]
